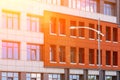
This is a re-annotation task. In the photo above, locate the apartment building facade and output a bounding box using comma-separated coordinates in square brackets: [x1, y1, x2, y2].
[0, 0, 120, 80]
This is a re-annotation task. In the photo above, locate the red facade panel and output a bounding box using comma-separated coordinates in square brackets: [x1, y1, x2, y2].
[43, 11, 120, 70]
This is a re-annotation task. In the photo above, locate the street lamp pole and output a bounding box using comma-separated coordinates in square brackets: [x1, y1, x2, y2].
[70, 19, 104, 80]
[98, 18, 102, 80]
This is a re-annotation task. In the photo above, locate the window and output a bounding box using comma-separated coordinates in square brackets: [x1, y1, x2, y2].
[106, 51, 111, 65]
[77, 0, 81, 9]
[105, 76, 112, 80]
[50, 17, 57, 34]
[50, 45, 56, 62]
[69, 75, 79, 80]
[27, 14, 40, 32]
[113, 51, 118, 66]
[106, 27, 111, 41]
[47, 0, 57, 5]
[2, 72, 19, 80]
[68, 0, 97, 12]
[70, 47, 76, 63]
[60, 0, 67, 6]
[104, 3, 114, 16]
[27, 44, 41, 61]
[72, 0, 77, 8]
[79, 0, 97, 12]
[59, 46, 65, 62]
[89, 49, 94, 64]
[2, 41, 19, 59]
[89, 24, 95, 39]
[26, 73, 41, 80]
[49, 74, 61, 80]
[2, 10, 19, 29]
[70, 21, 77, 36]
[88, 75, 97, 80]
[96, 50, 102, 65]
[78, 22, 85, 37]
[59, 18, 66, 35]
[97, 25, 102, 40]
[89, 0, 97, 12]
[79, 48, 84, 63]
[113, 28, 118, 42]
[80, 0, 86, 11]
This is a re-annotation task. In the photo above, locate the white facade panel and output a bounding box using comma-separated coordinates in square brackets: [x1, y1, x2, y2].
[88, 70, 99, 75]
[0, 0, 117, 24]
[70, 69, 83, 74]
[105, 71, 117, 76]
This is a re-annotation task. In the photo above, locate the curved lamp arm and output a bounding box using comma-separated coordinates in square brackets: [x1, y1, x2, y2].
[70, 26, 104, 36]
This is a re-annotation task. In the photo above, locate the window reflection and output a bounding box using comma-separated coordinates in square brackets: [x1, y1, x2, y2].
[69, 74, 79, 80]
[2, 11, 19, 29]
[27, 15, 40, 32]
[27, 44, 41, 61]
[68, 0, 97, 12]
[2, 72, 19, 80]
[49, 74, 61, 80]
[2, 42, 19, 59]
[26, 73, 41, 80]
[104, 3, 114, 16]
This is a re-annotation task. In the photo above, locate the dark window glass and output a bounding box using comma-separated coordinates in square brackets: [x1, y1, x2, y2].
[113, 51, 118, 66]
[59, 18, 66, 35]
[70, 21, 77, 36]
[50, 17, 56, 34]
[106, 51, 111, 65]
[70, 47, 76, 63]
[78, 22, 85, 37]
[89, 24, 95, 39]
[59, 46, 65, 62]
[79, 48, 84, 63]
[106, 27, 111, 41]
[50, 45, 56, 62]
[89, 49, 94, 64]
[113, 28, 118, 42]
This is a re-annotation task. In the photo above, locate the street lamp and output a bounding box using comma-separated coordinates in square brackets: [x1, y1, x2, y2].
[70, 19, 104, 80]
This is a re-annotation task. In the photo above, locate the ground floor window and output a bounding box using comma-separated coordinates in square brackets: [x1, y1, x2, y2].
[105, 76, 112, 80]
[88, 75, 97, 80]
[2, 72, 19, 80]
[48, 74, 60, 80]
[69, 74, 79, 80]
[26, 73, 41, 80]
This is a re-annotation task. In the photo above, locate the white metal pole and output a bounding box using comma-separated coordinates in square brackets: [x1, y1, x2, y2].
[98, 18, 102, 80]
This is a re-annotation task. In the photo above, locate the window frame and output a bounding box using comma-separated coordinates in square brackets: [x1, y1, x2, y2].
[27, 44, 41, 61]
[27, 14, 41, 32]
[2, 41, 20, 60]
[50, 45, 57, 62]
[2, 10, 20, 30]
[70, 47, 76, 63]
[106, 51, 111, 65]
[70, 21, 77, 37]
[79, 48, 85, 64]
[50, 17, 57, 34]
[59, 18, 66, 35]
[89, 49, 95, 64]
[59, 46, 66, 62]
